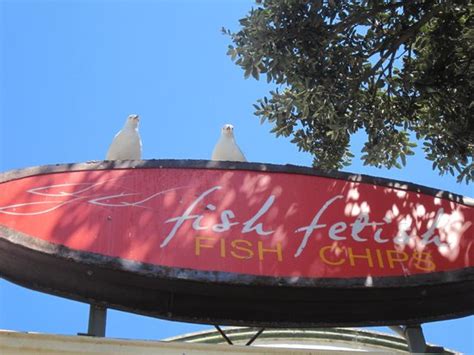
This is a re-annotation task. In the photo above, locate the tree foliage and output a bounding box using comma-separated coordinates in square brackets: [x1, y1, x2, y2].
[225, 0, 474, 183]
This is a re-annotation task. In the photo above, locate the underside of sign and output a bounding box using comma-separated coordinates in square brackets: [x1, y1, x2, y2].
[0, 160, 473, 327]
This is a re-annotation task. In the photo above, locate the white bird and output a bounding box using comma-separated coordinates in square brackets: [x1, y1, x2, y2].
[106, 114, 142, 160]
[211, 124, 247, 162]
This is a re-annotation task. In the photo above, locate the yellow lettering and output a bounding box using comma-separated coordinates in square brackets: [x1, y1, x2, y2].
[220, 238, 226, 258]
[375, 249, 385, 268]
[230, 239, 254, 259]
[257, 241, 283, 262]
[320, 245, 345, 266]
[348, 248, 374, 268]
[412, 251, 436, 272]
[386, 250, 409, 269]
[195, 236, 215, 256]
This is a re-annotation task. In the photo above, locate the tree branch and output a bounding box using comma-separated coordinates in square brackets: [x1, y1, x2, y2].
[360, 6, 438, 86]
[331, 1, 405, 32]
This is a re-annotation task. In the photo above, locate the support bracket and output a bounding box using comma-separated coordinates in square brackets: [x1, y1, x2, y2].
[389, 325, 445, 353]
[214, 325, 265, 346]
[86, 304, 107, 337]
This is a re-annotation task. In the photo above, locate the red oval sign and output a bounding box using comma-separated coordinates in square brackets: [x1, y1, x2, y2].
[1, 162, 472, 279]
[0, 160, 473, 326]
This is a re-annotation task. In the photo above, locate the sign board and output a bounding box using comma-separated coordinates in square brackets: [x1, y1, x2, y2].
[0, 160, 473, 326]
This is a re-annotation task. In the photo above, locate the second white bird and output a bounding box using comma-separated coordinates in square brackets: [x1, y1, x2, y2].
[211, 124, 247, 162]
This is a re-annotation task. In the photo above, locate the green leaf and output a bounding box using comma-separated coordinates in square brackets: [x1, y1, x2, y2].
[401, 154, 406, 166]
[252, 66, 260, 80]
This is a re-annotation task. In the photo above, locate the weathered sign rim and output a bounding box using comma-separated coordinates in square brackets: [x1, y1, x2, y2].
[0, 159, 472, 206]
[2, 224, 473, 289]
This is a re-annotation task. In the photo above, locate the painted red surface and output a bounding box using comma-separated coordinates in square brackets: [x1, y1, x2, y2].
[0, 168, 472, 279]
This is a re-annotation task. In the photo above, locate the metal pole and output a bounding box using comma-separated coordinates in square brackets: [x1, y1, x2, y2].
[87, 304, 107, 337]
[404, 325, 427, 353]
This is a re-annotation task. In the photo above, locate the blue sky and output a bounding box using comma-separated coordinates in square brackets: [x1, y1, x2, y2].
[0, 0, 472, 352]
